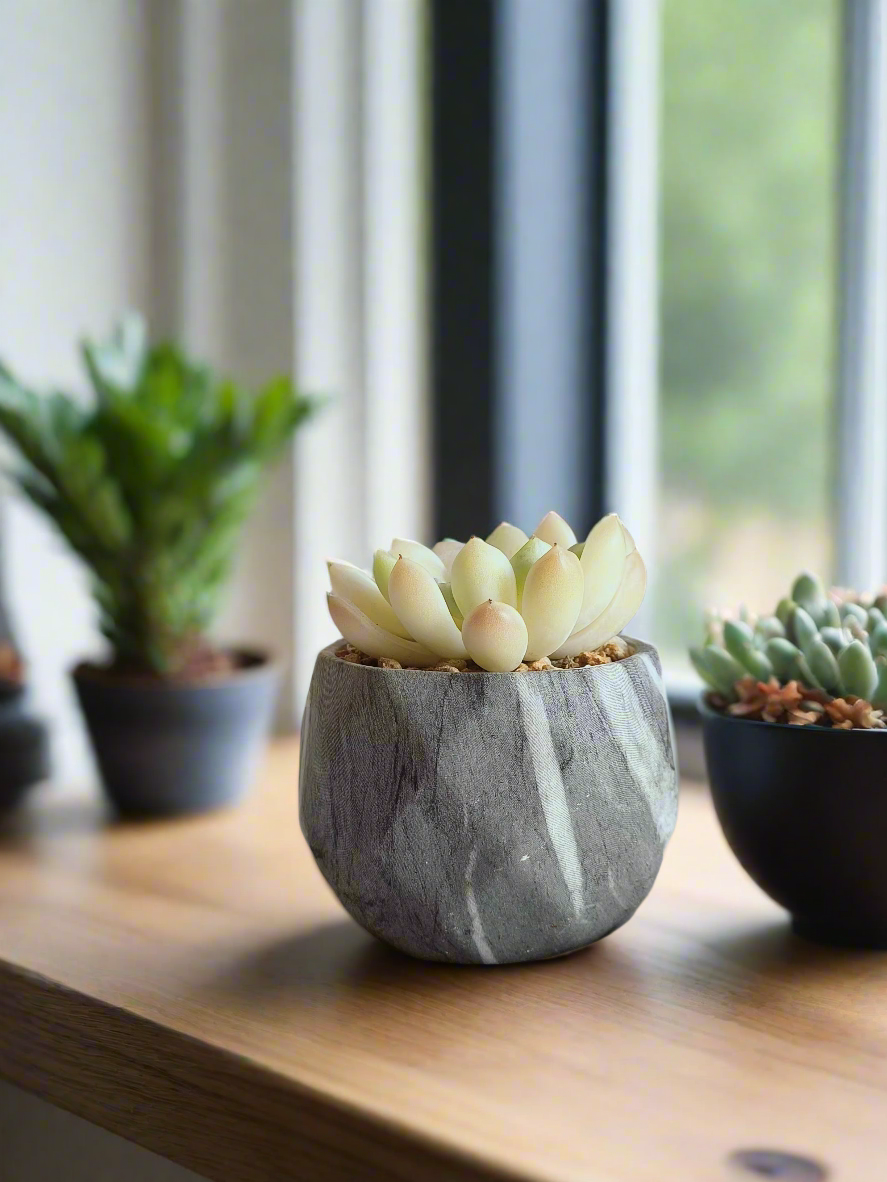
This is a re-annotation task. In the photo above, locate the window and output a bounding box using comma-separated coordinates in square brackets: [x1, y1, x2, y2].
[655, 0, 841, 689]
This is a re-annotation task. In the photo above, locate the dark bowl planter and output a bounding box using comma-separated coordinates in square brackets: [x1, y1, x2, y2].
[0, 682, 50, 812]
[701, 695, 887, 948]
[72, 650, 279, 818]
[300, 638, 679, 964]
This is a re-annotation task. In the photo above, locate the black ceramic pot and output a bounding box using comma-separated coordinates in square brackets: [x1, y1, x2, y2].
[72, 651, 278, 818]
[0, 682, 49, 812]
[701, 695, 887, 948]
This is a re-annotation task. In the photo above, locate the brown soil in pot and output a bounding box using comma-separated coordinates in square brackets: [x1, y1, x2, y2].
[335, 637, 636, 672]
[74, 646, 271, 688]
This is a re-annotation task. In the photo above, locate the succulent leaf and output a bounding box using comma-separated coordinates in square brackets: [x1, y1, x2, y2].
[327, 593, 438, 667]
[437, 581, 464, 627]
[873, 657, 887, 708]
[432, 538, 464, 573]
[838, 639, 878, 701]
[689, 646, 720, 690]
[373, 549, 398, 602]
[574, 513, 626, 634]
[775, 597, 795, 628]
[754, 616, 785, 643]
[388, 557, 467, 658]
[552, 550, 646, 658]
[486, 522, 528, 559]
[699, 646, 746, 698]
[390, 538, 447, 581]
[327, 560, 411, 639]
[840, 601, 868, 627]
[510, 537, 551, 609]
[823, 599, 841, 628]
[532, 510, 577, 549]
[765, 638, 804, 681]
[805, 636, 841, 694]
[791, 606, 819, 655]
[819, 626, 847, 656]
[461, 600, 528, 672]
[450, 536, 518, 616]
[521, 545, 584, 662]
[870, 620, 887, 658]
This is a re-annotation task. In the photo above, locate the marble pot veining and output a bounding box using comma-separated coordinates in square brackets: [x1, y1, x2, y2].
[299, 637, 679, 964]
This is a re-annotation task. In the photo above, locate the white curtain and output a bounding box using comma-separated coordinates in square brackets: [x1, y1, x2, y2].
[0, 0, 429, 780]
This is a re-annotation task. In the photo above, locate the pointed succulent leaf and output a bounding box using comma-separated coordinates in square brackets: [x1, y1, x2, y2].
[791, 606, 819, 655]
[461, 600, 528, 672]
[437, 581, 464, 627]
[432, 538, 464, 573]
[699, 645, 746, 698]
[795, 650, 823, 690]
[510, 537, 551, 608]
[838, 639, 878, 701]
[875, 593, 887, 616]
[754, 616, 785, 643]
[485, 522, 528, 559]
[388, 557, 467, 658]
[532, 510, 577, 549]
[765, 638, 804, 681]
[868, 607, 887, 632]
[621, 523, 636, 555]
[574, 513, 626, 634]
[792, 571, 826, 612]
[819, 626, 847, 656]
[743, 647, 774, 682]
[569, 542, 584, 558]
[552, 550, 646, 658]
[869, 620, 887, 657]
[873, 657, 887, 708]
[521, 545, 584, 662]
[840, 601, 868, 627]
[722, 619, 755, 664]
[823, 599, 841, 628]
[689, 646, 720, 690]
[373, 549, 398, 602]
[806, 636, 841, 693]
[328, 560, 412, 639]
[327, 592, 437, 667]
[451, 536, 518, 616]
[390, 538, 447, 581]
[775, 597, 795, 628]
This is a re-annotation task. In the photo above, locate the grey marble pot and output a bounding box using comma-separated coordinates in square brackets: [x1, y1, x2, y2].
[299, 638, 678, 964]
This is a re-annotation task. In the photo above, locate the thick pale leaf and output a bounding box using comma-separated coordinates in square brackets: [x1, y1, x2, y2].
[462, 600, 528, 672]
[621, 523, 636, 555]
[552, 550, 647, 657]
[450, 536, 518, 616]
[510, 536, 551, 609]
[532, 510, 577, 549]
[486, 522, 528, 559]
[327, 560, 411, 638]
[390, 537, 447, 581]
[839, 639, 878, 700]
[432, 538, 464, 572]
[327, 593, 437, 667]
[373, 549, 397, 601]
[438, 581, 464, 627]
[574, 514, 626, 633]
[388, 557, 467, 657]
[521, 545, 584, 661]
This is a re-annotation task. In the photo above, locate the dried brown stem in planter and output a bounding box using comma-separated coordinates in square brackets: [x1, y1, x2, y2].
[728, 678, 830, 727]
[825, 697, 886, 730]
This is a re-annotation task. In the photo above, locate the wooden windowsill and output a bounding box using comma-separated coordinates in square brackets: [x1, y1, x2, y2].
[0, 740, 883, 1181]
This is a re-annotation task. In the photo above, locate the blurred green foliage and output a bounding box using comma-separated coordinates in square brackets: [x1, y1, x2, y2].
[657, 0, 839, 655]
[0, 315, 319, 675]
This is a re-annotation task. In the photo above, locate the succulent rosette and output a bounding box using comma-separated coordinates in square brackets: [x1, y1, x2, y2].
[327, 511, 645, 672]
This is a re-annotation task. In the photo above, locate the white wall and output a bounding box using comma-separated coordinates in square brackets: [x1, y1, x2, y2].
[0, 0, 152, 782]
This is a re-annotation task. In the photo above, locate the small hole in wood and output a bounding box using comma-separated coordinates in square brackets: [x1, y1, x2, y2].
[727, 1149, 828, 1180]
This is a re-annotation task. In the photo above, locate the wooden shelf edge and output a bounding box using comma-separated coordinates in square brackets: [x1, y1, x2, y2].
[0, 959, 516, 1182]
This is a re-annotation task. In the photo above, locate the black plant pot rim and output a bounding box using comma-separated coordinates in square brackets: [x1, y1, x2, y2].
[71, 646, 279, 691]
[326, 633, 655, 676]
[698, 692, 887, 736]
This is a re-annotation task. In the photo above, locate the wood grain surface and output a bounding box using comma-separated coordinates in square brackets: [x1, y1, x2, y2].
[1, 739, 886, 1181]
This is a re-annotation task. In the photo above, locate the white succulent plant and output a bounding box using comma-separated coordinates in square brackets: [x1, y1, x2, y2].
[327, 510, 645, 673]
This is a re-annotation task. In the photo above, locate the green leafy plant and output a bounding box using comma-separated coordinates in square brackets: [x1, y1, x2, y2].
[690, 572, 887, 728]
[0, 315, 318, 677]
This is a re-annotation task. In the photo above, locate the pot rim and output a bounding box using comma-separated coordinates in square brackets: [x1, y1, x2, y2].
[698, 692, 887, 735]
[71, 646, 279, 691]
[322, 633, 657, 675]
